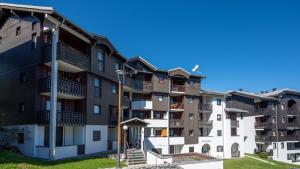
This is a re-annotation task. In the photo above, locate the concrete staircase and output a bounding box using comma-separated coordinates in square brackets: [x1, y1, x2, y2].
[128, 149, 146, 165]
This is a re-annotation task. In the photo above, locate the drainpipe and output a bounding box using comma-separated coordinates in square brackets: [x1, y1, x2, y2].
[49, 19, 64, 161]
[222, 94, 227, 159]
[275, 96, 282, 159]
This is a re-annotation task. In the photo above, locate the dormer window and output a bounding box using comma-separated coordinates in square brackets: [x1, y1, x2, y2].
[16, 26, 21, 36]
[97, 50, 104, 72]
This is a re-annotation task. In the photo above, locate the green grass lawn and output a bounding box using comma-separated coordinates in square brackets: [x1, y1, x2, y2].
[0, 150, 126, 169]
[224, 154, 300, 169]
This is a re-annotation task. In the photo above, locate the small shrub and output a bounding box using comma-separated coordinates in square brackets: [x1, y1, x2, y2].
[259, 152, 269, 159]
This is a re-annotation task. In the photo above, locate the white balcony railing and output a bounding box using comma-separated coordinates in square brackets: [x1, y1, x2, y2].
[131, 101, 153, 110]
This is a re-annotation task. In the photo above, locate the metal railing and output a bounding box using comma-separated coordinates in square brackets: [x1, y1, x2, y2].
[37, 110, 86, 126]
[169, 119, 184, 128]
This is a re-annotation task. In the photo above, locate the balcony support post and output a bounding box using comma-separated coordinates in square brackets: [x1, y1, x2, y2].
[49, 27, 59, 161]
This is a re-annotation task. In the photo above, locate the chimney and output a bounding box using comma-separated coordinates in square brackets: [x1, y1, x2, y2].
[239, 88, 243, 91]
[260, 91, 264, 94]
[272, 88, 277, 91]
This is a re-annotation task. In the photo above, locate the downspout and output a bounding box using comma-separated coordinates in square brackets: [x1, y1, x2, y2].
[222, 94, 227, 159]
[49, 18, 64, 161]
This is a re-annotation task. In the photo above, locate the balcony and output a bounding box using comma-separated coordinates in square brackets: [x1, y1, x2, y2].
[169, 119, 184, 128]
[135, 81, 153, 92]
[43, 41, 89, 72]
[198, 120, 213, 128]
[287, 122, 300, 130]
[39, 77, 86, 99]
[171, 84, 185, 93]
[37, 110, 86, 126]
[122, 96, 130, 108]
[255, 122, 272, 130]
[231, 120, 239, 128]
[170, 102, 184, 111]
[255, 135, 272, 142]
[287, 108, 298, 117]
[131, 100, 153, 110]
[254, 108, 274, 116]
[198, 104, 212, 113]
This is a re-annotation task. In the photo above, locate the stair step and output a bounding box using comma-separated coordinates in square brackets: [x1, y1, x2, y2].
[129, 157, 145, 161]
[129, 161, 146, 165]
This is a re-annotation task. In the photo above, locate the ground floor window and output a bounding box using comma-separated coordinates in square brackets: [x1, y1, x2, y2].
[18, 132, 24, 144]
[93, 130, 101, 141]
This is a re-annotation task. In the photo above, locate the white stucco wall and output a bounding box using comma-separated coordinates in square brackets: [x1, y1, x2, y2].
[273, 141, 300, 165]
[243, 116, 256, 154]
[85, 125, 108, 154]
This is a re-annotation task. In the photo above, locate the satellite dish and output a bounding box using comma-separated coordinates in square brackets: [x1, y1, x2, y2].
[192, 64, 199, 72]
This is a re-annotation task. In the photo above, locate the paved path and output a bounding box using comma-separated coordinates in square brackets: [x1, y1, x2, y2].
[245, 155, 276, 165]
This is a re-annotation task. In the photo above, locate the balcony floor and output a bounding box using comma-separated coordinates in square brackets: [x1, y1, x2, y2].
[41, 92, 85, 100]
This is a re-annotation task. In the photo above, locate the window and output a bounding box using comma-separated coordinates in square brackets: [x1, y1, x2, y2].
[217, 130, 222, 136]
[280, 131, 284, 137]
[281, 143, 284, 149]
[20, 73, 27, 84]
[32, 21, 37, 30]
[154, 112, 162, 119]
[282, 117, 286, 124]
[159, 76, 164, 84]
[189, 113, 194, 120]
[97, 50, 105, 72]
[32, 33, 37, 49]
[189, 130, 194, 136]
[16, 26, 21, 36]
[18, 133, 24, 144]
[217, 114, 222, 121]
[155, 130, 162, 137]
[112, 85, 117, 94]
[189, 146, 194, 152]
[93, 130, 101, 141]
[217, 99, 221, 105]
[217, 146, 223, 152]
[19, 103, 25, 113]
[188, 98, 193, 104]
[158, 96, 163, 102]
[272, 117, 276, 123]
[273, 143, 277, 149]
[189, 80, 194, 86]
[231, 128, 237, 136]
[94, 79, 101, 97]
[272, 130, 276, 136]
[94, 105, 101, 115]
[115, 61, 122, 70]
[0, 36, 2, 44]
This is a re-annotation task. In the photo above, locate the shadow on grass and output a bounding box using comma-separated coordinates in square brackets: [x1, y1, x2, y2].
[0, 150, 123, 168]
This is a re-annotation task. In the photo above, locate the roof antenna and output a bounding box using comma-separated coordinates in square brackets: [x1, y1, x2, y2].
[192, 64, 202, 75]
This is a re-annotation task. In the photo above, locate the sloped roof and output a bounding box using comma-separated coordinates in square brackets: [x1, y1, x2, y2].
[121, 118, 149, 127]
[200, 89, 225, 96]
[127, 56, 158, 71]
[226, 90, 277, 101]
[225, 108, 249, 113]
[261, 88, 300, 97]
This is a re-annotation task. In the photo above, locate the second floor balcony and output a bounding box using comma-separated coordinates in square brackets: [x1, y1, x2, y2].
[38, 77, 86, 99]
[287, 108, 299, 116]
[254, 108, 274, 116]
[170, 102, 184, 110]
[198, 104, 212, 113]
[37, 110, 85, 126]
[43, 41, 89, 72]
[131, 100, 153, 110]
[171, 84, 185, 93]
[198, 120, 213, 128]
[231, 120, 239, 128]
[255, 122, 272, 130]
[169, 119, 184, 128]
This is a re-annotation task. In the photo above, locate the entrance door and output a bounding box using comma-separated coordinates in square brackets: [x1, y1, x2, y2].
[44, 126, 63, 147]
[231, 143, 240, 158]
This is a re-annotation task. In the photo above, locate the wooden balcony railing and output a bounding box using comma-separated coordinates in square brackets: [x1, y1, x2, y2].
[170, 102, 184, 109]
[136, 81, 153, 91]
[169, 119, 184, 128]
[287, 122, 299, 129]
[38, 77, 86, 98]
[37, 110, 85, 126]
[255, 135, 273, 142]
[198, 120, 213, 128]
[43, 41, 89, 71]
[254, 122, 272, 129]
[171, 84, 185, 92]
[198, 104, 212, 113]
[122, 96, 130, 108]
[287, 108, 299, 116]
[254, 108, 274, 116]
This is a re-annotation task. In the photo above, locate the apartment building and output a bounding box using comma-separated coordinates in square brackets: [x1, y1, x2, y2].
[226, 89, 300, 164]
[0, 3, 126, 159]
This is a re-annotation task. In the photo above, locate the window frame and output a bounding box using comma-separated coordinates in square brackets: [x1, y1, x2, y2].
[217, 114, 222, 121]
[93, 105, 101, 115]
[94, 79, 101, 97]
[217, 99, 222, 105]
[18, 132, 24, 144]
[93, 130, 101, 141]
[97, 50, 105, 72]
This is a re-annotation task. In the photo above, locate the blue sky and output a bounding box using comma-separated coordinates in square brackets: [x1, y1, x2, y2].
[3, 0, 300, 92]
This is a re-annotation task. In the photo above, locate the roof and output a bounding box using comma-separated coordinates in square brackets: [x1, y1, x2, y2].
[120, 118, 149, 127]
[226, 90, 277, 101]
[168, 67, 191, 75]
[0, 3, 53, 13]
[200, 89, 225, 96]
[127, 56, 158, 71]
[225, 108, 249, 113]
[261, 88, 300, 97]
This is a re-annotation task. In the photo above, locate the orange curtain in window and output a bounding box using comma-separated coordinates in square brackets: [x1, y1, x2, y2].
[161, 128, 167, 137]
